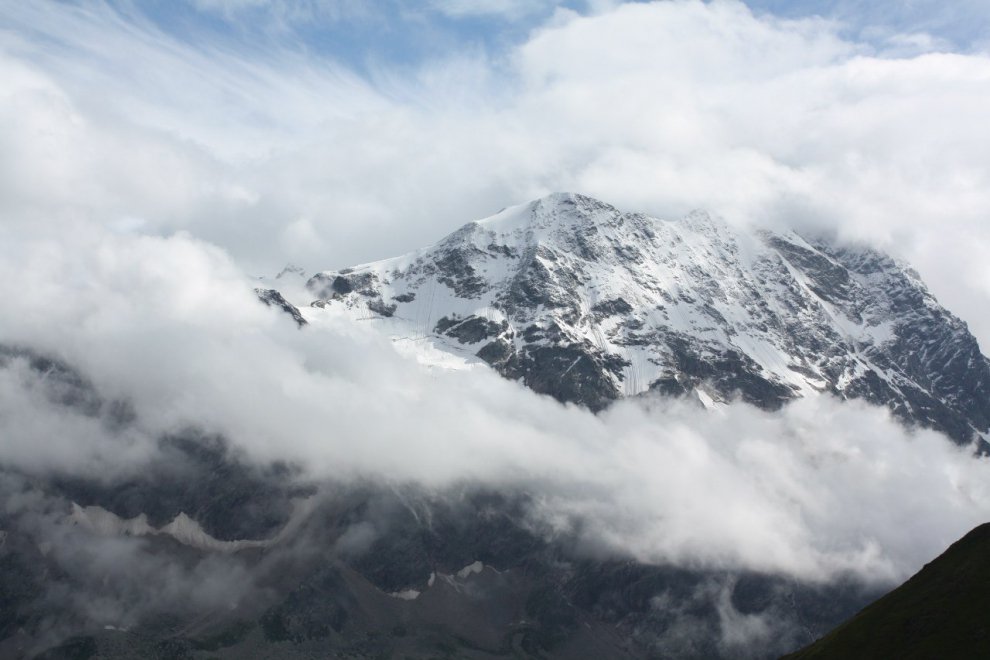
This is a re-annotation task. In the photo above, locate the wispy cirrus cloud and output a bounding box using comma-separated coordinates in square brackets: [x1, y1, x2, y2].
[3, 0, 989, 345]
[427, 0, 566, 20]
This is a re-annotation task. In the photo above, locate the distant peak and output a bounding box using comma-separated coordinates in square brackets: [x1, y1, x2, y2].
[480, 192, 583, 221]
[533, 191, 618, 212]
[679, 208, 734, 234]
[475, 192, 623, 235]
[535, 191, 580, 205]
[552, 191, 578, 199]
[276, 263, 307, 280]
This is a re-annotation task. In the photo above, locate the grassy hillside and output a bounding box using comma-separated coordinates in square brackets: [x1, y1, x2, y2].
[783, 523, 990, 660]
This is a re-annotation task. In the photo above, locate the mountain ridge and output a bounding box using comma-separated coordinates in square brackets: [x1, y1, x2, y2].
[296, 192, 990, 445]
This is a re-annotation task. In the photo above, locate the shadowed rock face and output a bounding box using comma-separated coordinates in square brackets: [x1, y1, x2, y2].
[304, 193, 990, 444]
[255, 288, 308, 327]
[51, 433, 307, 541]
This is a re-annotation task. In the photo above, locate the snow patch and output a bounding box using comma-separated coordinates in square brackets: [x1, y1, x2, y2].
[696, 389, 715, 410]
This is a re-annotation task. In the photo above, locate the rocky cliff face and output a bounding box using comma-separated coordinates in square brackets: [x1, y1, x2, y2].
[305, 193, 990, 445]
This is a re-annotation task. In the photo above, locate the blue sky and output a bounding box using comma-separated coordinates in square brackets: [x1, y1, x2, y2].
[747, 0, 990, 50]
[125, 0, 592, 76]
[76, 0, 988, 76]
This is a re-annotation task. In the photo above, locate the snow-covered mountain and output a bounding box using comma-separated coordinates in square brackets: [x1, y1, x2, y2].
[302, 193, 990, 444]
[8, 195, 990, 659]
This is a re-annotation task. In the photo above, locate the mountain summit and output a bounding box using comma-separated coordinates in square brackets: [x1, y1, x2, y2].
[305, 193, 990, 444]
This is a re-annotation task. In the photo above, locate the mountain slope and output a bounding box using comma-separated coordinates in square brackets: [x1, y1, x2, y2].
[303, 193, 990, 444]
[782, 522, 990, 660]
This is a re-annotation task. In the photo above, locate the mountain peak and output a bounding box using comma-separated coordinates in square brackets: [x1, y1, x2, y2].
[302, 194, 990, 444]
[470, 191, 623, 239]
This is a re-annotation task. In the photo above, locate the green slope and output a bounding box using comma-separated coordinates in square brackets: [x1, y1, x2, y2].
[783, 523, 990, 660]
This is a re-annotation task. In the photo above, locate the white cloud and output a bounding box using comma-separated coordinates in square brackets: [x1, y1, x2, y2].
[3, 1, 989, 349]
[2, 0, 990, 591]
[1, 228, 988, 585]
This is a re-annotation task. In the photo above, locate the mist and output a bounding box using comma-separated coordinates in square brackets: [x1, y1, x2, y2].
[2, 1, 990, 654]
[1, 226, 988, 588]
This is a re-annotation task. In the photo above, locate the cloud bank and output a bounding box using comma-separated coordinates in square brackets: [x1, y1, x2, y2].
[1, 226, 988, 586]
[1, 0, 989, 611]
